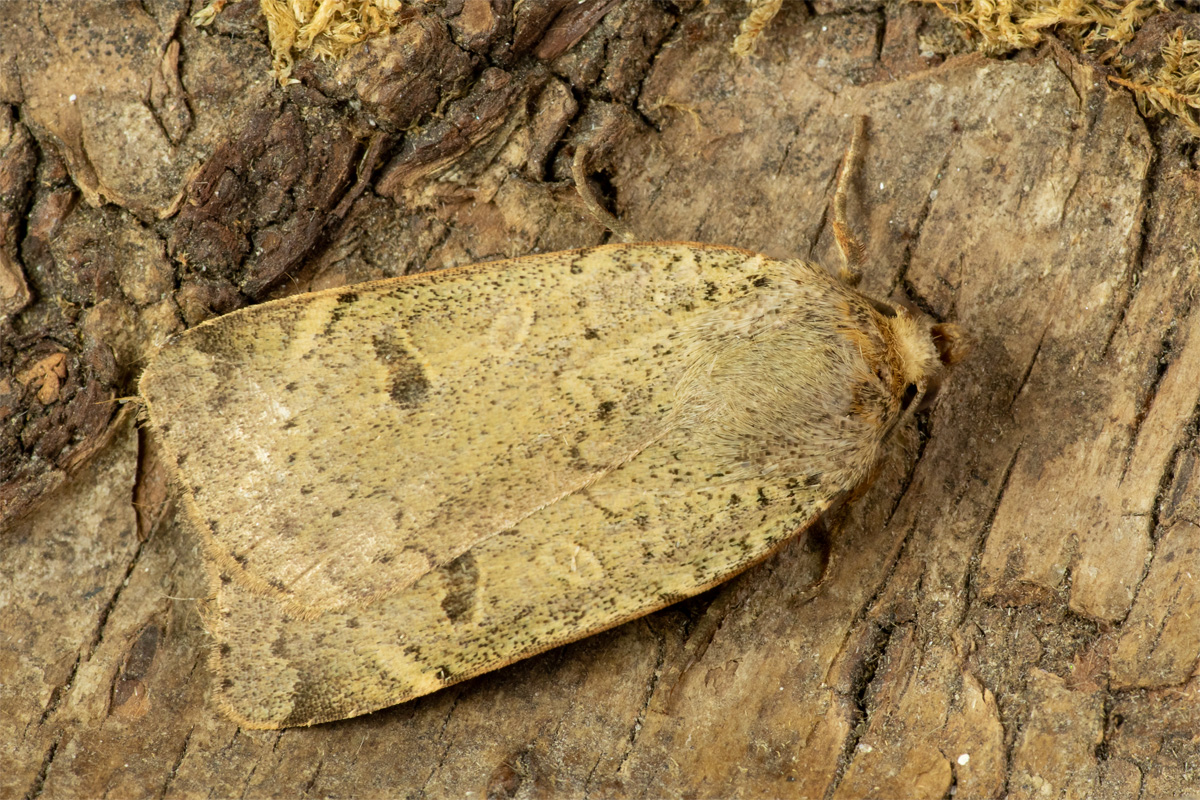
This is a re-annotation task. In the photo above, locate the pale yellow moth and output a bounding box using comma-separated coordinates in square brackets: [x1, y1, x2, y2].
[140, 131, 964, 728]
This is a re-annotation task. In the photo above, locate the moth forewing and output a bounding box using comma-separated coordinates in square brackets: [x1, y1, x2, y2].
[139, 242, 961, 728]
[144, 245, 772, 618]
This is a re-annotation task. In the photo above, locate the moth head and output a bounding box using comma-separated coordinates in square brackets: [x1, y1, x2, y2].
[871, 299, 968, 416]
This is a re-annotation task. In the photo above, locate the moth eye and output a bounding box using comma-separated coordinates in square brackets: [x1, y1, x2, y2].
[931, 322, 968, 365]
[900, 383, 920, 411]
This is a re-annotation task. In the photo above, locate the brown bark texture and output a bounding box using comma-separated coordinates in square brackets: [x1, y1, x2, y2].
[2, 0, 1199, 797]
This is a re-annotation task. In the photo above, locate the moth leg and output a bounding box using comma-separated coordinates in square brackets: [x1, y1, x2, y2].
[572, 145, 638, 243]
[832, 115, 868, 287]
[790, 514, 834, 606]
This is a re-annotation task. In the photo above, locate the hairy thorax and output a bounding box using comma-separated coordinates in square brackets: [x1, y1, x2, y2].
[671, 260, 922, 494]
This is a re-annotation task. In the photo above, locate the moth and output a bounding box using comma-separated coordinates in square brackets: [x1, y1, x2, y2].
[140, 127, 965, 728]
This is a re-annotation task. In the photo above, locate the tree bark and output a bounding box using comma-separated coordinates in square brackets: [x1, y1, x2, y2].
[3, 0, 1198, 797]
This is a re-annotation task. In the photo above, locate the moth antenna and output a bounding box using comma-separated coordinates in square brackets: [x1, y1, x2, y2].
[572, 145, 638, 243]
[731, 0, 784, 56]
[832, 115, 867, 287]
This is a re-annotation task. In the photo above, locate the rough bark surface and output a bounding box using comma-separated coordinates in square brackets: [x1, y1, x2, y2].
[2, 0, 1199, 797]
